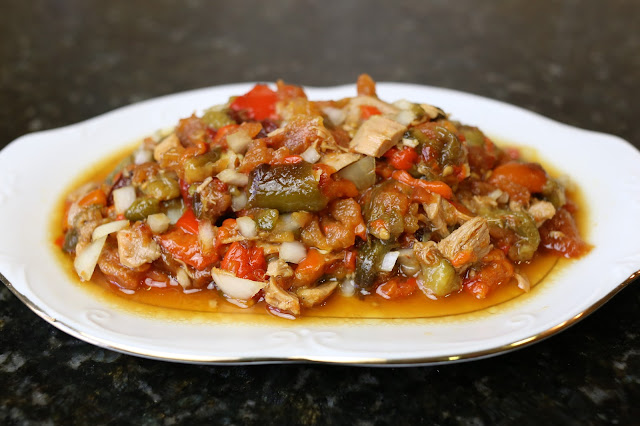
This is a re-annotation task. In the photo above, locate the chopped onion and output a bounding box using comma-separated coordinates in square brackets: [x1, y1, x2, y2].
[226, 130, 252, 154]
[397, 248, 420, 276]
[176, 268, 191, 289]
[340, 277, 356, 297]
[217, 169, 249, 186]
[92, 220, 129, 241]
[338, 156, 375, 190]
[379, 251, 400, 272]
[279, 241, 307, 264]
[134, 147, 153, 165]
[300, 146, 321, 163]
[113, 186, 136, 214]
[394, 99, 414, 109]
[402, 137, 419, 148]
[147, 213, 170, 234]
[236, 216, 257, 238]
[231, 192, 247, 211]
[515, 272, 531, 292]
[395, 109, 415, 126]
[165, 203, 185, 225]
[322, 106, 346, 126]
[73, 236, 107, 281]
[211, 267, 267, 300]
[198, 220, 215, 251]
[276, 213, 302, 232]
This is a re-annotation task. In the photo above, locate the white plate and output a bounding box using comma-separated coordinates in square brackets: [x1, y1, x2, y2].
[1, 83, 639, 366]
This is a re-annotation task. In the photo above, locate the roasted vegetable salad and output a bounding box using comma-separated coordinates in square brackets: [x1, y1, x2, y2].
[59, 75, 590, 318]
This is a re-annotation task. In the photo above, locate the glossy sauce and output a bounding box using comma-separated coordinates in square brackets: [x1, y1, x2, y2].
[51, 141, 589, 321]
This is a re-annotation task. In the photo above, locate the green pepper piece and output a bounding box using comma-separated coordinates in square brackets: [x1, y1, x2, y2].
[476, 206, 541, 262]
[62, 228, 79, 253]
[142, 174, 180, 201]
[105, 156, 133, 185]
[419, 254, 460, 297]
[247, 163, 328, 213]
[363, 181, 408, 240]
[355, 238, 389, 290]
[542, 178, 567, 209]
[256, 209, 279, 231]
[125, 197, 160, 221]
[505, 211, 541, 262]
[201, 109, 235, 129]
[183, 149, 222, 184]
[459, 126, 486, 147]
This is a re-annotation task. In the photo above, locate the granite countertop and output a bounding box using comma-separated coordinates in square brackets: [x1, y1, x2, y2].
[1, 1, 638, 424]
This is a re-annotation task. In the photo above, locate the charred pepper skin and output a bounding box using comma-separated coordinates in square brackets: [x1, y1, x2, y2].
[247, 162, 328, 213]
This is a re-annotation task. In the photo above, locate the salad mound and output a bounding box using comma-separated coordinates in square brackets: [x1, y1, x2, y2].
[59, 75, 590, 318]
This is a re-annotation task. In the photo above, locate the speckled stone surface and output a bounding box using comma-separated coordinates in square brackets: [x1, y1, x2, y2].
[1, 1, 638, 424]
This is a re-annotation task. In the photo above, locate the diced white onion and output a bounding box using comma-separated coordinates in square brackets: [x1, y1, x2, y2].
[395, 109, 416, 126]
[198, 220, 215, 251]
[397, 248, 420, 276]
[322, 106, 347, 126]
[165, 204, 184, 225]
[276, 214, 302, 232]
[402, 137, 419, 148]
[279, 241, 307, 264]
[226, 130, 252, 154]
[134, 147, 153, 165]
[113, 186, 136, 214]
[338, 156, 376, 190]
[231, 192, 247, 211]
[515, 272, 531, 292]
[176, 268, 191, 289]
[340, 277, 356, 297]
[300, 146, 321, 163]
[210, 267, 267, 300]
[73, 236, 107, 281]
[217, 169, 249, 186]
[236, 216, 257, 238]
[92, 220, 129, 241]
[392, 99, 413, 110]
[380, 251, 400, 272]
[147, 213, 171, 234]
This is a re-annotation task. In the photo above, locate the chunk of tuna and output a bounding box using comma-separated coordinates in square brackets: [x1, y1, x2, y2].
[264, 279, 301, 315]
[153, 133, 181, 162]
[296, 282, 338, 308]
[117, 223, 161, 268]
[528, 199, 556, 227]
[266, 258, 294, 278]
[349, 116, 406, 157]
[437, 216, 491, 272]
[318, 152, 362, 171]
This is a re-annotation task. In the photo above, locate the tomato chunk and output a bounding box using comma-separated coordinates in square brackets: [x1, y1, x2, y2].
[463, 249, 515, 299]
[175, 207, 199, 235]
[220, 241, 267, 281]
[491, 162, 546, 190]
[360, 105, 382, 119]
[384, 146, 419, 170]
[157, 228, 218, 270]
[376, 277, 417, 299]
[293, 249, 326, 287]
[539, 208, 591, 258]
[230, 84, 279, 121]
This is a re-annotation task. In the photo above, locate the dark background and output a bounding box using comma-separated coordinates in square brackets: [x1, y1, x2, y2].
[1, 1, 638, 424]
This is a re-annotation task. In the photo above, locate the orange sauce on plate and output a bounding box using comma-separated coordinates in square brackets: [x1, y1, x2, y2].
[50, 141, 589, 321]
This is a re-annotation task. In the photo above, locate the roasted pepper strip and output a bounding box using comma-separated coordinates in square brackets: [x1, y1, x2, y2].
[248, 162, 328, 212]
[391, 170, 453, 199]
